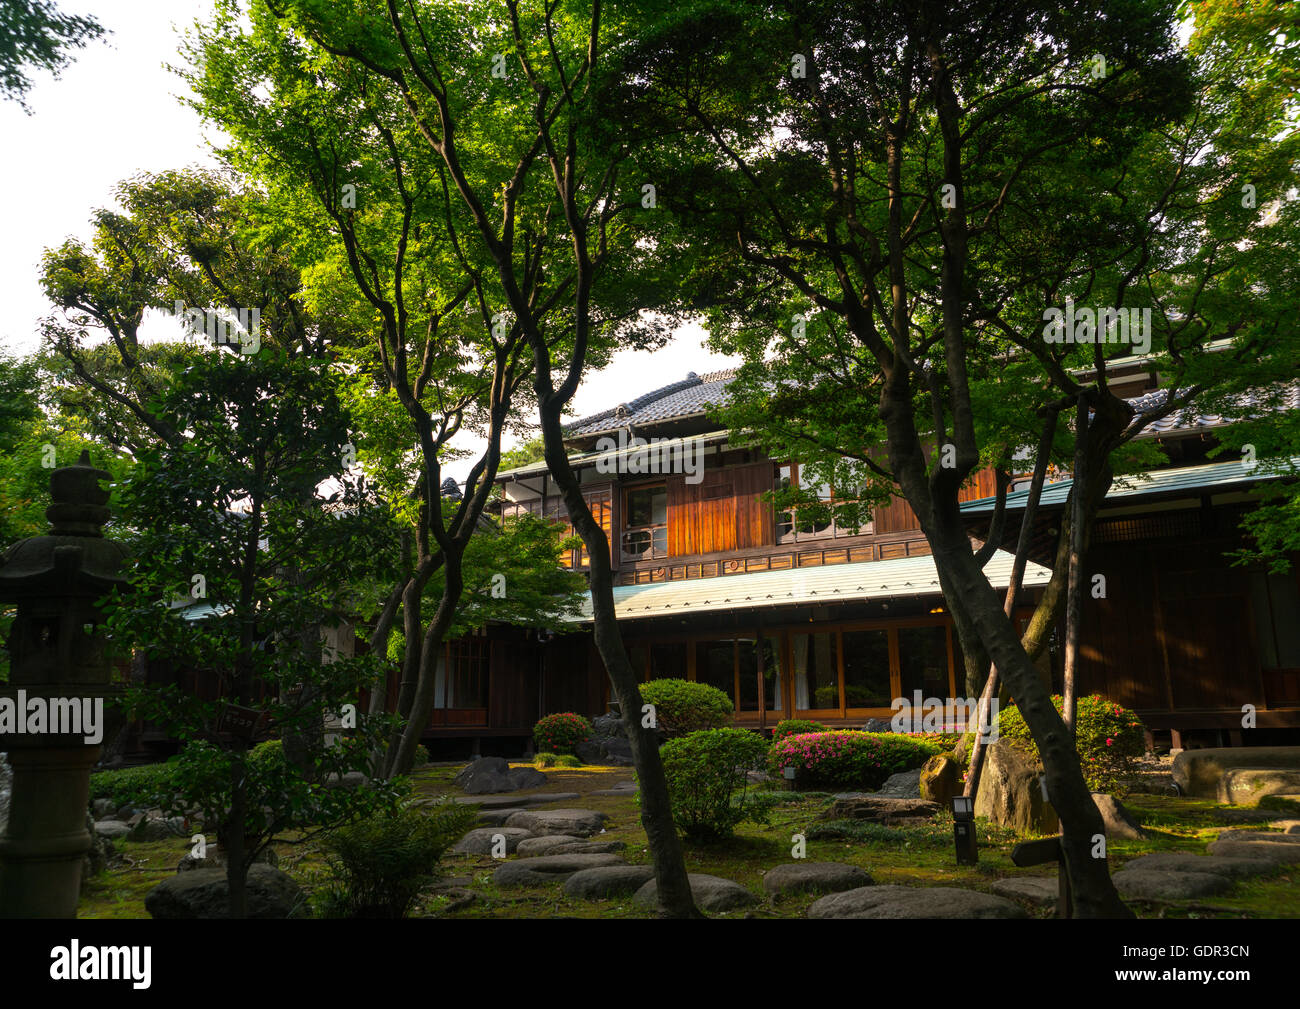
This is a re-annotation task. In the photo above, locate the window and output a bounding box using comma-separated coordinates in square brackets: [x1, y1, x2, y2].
[792, 631, 839, 710]
[737, 636, 782, 712]
[622, 483, 668, 560]
[898, 625, 950, 700]
[775, 463, 871, 542]
[842, 629, 892, 708]
[435, 638, 489, 709]
[649, 641, 687, 680]
[695, 638, 736, 704]
[501, 489, 611, 569]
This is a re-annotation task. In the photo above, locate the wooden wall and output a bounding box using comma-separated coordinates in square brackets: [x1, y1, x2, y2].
[666, 461, 772, 556]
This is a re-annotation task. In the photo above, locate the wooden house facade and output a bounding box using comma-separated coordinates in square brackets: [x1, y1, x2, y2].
[408, 365, 1299, 756]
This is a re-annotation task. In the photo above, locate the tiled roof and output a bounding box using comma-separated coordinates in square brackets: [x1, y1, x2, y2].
[565, 368, 740, 437]
[1128, 384, 1300, 437]
[562, 549, 1052, 623]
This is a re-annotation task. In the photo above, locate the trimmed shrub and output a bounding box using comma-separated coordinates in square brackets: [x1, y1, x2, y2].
[533, 752, 582, 769]
[638, 678, 733, 735]
[658, 728, 775, 842]
[767, 731, 943, 790]
[997, 694, 1146, 794]
[89, 762, 176, 809]
[315, 800, 476, 918]
[414, 745, 431, 766]
[772, 719, 830, 743]
[532, 712, 593, 756]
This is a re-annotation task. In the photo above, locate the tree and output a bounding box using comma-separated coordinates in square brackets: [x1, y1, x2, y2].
[604, 0, 1299, 916]
[104, 347, 402, 918]
[0, 0, 104, 107]
[220, 0, 700, 916]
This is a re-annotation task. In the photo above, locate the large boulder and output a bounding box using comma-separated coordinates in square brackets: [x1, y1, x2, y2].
[763, 862, 873, 899]
[974, 741, 1058, 835]
[515, 834, 583, 856]
[633, 873, 758, 913]
[874, 769, 922, 799]
[454, 757, 548, 795]
[94, 820, 130, 841]
[563, 865, 655, 899]
[591, 713, 627, 739]
[492, 853, 624, 887]
[1172, 747, 1300, 800]
[128, 814, 186, 842]
[504, 808, 608, 837]
[919, 755, 962, 807]
[808, 885, 1027, 919]
[145, 865, 304, 919]
[1091, 793, 1146, 840]
[91, 798, 116, 821]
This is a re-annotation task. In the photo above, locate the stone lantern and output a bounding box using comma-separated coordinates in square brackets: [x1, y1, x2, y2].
[0, 451, 129, 918]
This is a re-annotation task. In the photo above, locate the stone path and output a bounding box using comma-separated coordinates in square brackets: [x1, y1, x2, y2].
[808, 885, 1027, 919]
[763, 862, 872, 898]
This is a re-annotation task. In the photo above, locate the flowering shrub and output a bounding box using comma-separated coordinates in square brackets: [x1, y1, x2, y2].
[532, 713, 594, 756]
[638, 679, 733, 734]
[772, 719, 830, 742]
[658, 728, 774, 842]
[767, 731, 943, 790]
[997, 694, 1146, 794]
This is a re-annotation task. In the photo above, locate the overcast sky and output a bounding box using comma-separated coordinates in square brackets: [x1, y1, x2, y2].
[0, 2, 740, 482]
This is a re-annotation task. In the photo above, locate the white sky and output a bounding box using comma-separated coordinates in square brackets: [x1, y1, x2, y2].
[0, 1, 737, 483]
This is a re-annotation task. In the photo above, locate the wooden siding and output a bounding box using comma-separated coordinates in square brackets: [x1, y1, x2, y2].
[666, 461, 771, 557]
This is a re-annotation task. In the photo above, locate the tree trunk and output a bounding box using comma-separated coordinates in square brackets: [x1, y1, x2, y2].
[225, 755, 249, 919]
[1062, 394, 1089, 737]
[535, 398, 701, 919]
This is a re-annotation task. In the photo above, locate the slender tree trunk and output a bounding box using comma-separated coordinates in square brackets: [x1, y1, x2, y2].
[225, 753, 248, 919]
[535, 399, 701, 919]
[1062, 394, 1089, 737]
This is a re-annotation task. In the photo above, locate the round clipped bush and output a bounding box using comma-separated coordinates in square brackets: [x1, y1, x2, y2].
[658, 728, 774, 842]
[533, 752, 582, 769]
[771, 719, 830, 743]
[532, 712, 594, 756]
[767, 731, 943, 790]
[638, 678, 733, 735]
[997, 694, 1146, 794]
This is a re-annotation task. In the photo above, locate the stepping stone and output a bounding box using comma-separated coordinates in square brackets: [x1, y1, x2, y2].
[524, 792, 582, 804]
[989, 877, 1059, 908]
[541, 841, 626, 856]
[763, 862, 873, 898]
[1271, 820, 1300, 834]
[1207, 839, 1300, 864]
[1214, 829, 1300, 845]
[504, 808, 608, 837]
[1111, 869, 1233, 900]
[452, 827, 533, 855]
[456, 795, 536, 809]
[563, 865, 656, 900]
[94, 820, 129, 840]
[492, 853, 624, 888]
[1122, 853, 1276, 880]
[591, 783, 638, 797]
[476, 809, 527, 826]
[516, 835, 584, 856]
[808, 885, 1027, 919]
[633, 873, 758, 913]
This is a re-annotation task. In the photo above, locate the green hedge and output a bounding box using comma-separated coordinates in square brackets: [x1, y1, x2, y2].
[638, 679, 733, 734]
[767, 731, 943, 790]
[771, 719, 830, 742]
[89, 762, 177, 809]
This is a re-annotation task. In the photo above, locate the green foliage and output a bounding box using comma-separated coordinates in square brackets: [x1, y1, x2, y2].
[998, 695, 1147, 794]
[414, 745, 431, 767]
[767, 731, 943, 791]
[88, 762, 177, 809]
[532, 713, 593, 756]
[533, 751, 580, 768]
[638, 679, 734, 734]
[658, 728, 775, 843]
[771, 719, 830, 742]
[315, 800, 476, 919]
[805, 820, 910, 844]
[0, 0, 105, 106]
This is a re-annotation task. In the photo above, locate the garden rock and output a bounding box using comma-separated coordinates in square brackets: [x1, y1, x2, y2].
[516, 834, 583, 856]
[809, 885, 1027, 919]
[1121, 853, 1274, 880]
[504, 807, 608, 837]
[974, 741, 1058, 835]
[492, 853, 624, 887]
[874, 769, 922, 799]
[145, 865, 304, 918]
[454, 757, 549, 795]
[476, 808, 528, 826]
[591, 781, 637, 797]
[823, 796, 938, 822]
[563, 865, 655, 899]
[763, 862, 873, 898]
[0, 753, 10, 834]
[452, 827, 534, 855]
[576, 737, 635, 766]
[919, 755, 961, 806]
[861, 718, 893, 733]
[633, 873, 758, 912]
[1172, 746, 1300, 799]
[177, 847, 278, 873]
[989, 877, 1059, 908]
[91, 798, 115, 820]
[83, 812, 117, 879]
[128, 815, 185, 842]
[1213, 829, 1300, 845]
[592, 713, 627, 739]
[1092, 793, 1147, 840]
[1207, 839, 1300, 864]
[94, 820, 130, 840]
[1111, 869, 1233, 900]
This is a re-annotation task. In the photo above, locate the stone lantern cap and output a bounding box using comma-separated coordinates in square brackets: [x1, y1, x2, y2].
[0, 451, 129, 600]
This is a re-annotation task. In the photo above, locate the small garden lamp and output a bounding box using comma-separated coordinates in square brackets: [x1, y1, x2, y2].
[951, 794, 978, 865]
